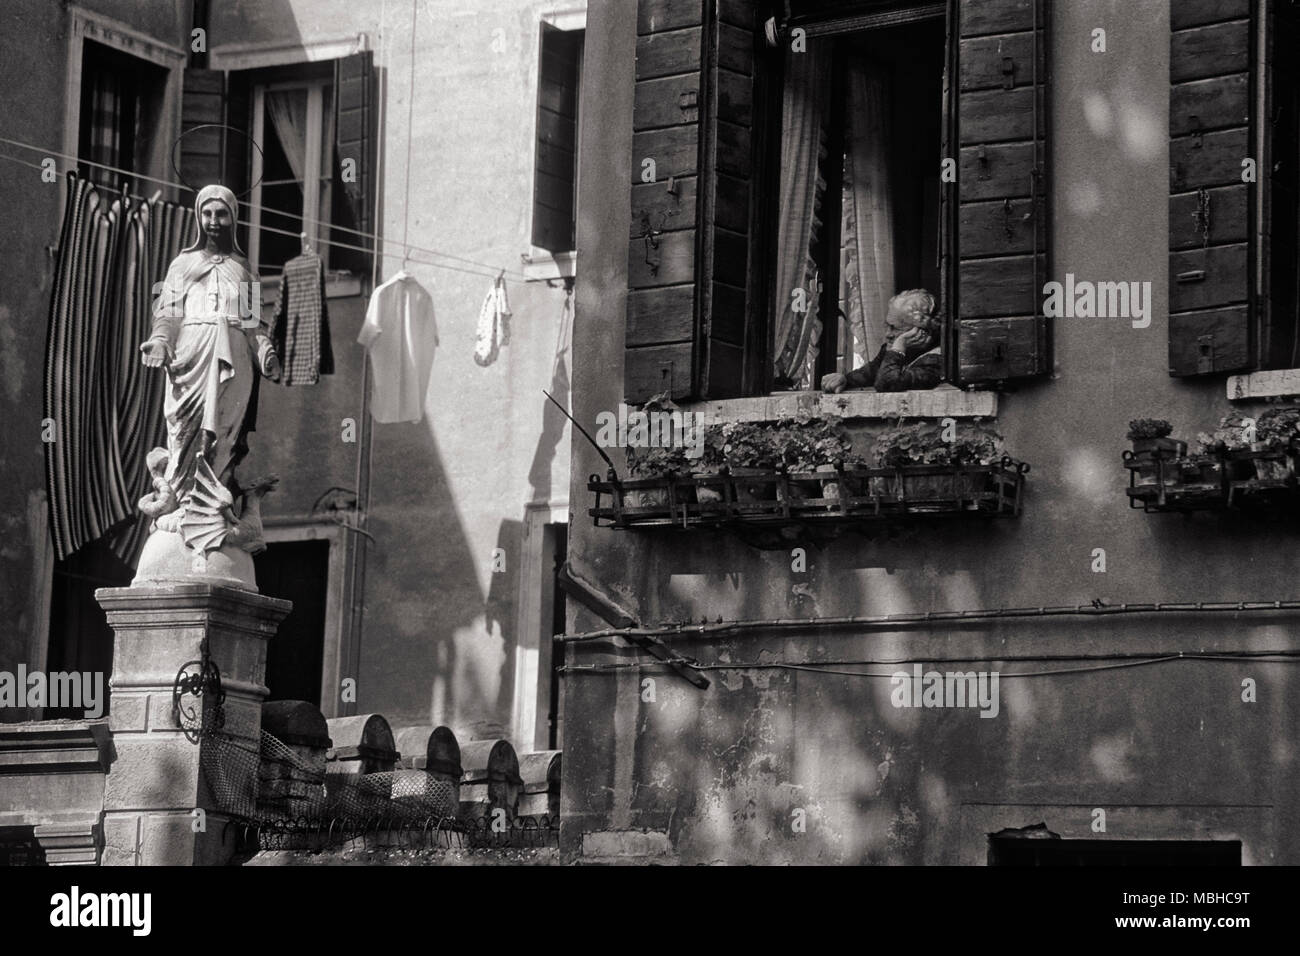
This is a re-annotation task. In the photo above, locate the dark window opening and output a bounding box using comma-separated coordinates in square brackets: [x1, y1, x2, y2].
[256, 110, 306, 274]
[77, 40, 167, 191]
[989, 837, 1243, 867]
[47, 535, 133, 719]
[532, 25, 584, 254]
[547, 522, 568, 751]
[769, 11, 946, 392]
[254, 539, 329, 707]
[0, 829, 46, 866]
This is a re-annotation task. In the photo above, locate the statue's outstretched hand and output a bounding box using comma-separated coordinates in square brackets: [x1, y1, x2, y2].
[140, 340, 170, 368]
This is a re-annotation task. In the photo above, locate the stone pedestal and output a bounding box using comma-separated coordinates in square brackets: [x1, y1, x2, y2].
[95, 583, 291, 866]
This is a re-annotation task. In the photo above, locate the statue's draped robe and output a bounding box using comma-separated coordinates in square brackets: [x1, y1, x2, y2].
[150, 250, 269, 503]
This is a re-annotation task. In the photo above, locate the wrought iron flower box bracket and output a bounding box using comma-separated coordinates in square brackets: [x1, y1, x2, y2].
[588, 457, 1029, 531]
[1124, 444, 1299, 513]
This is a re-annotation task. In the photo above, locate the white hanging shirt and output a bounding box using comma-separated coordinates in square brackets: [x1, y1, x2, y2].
[357, 271, 438, 423]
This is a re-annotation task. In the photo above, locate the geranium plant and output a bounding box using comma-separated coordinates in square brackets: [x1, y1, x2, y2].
[1195, 413, 1254, 455]
[780, 415, 853, 472]
[1126, 419, 1173, 441]
[1255, 406, 1300, 450]
[873, 422, 1003, 468]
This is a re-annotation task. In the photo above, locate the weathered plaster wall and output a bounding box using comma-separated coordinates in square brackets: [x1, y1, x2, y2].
[202, 0, 577, 737]
[563, 0, 1300, 863]
[0, 0, 190, 714]
[1, 0, 571, 742]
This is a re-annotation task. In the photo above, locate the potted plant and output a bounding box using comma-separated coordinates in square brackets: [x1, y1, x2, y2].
[873, 422, 948, 503]
[1195, 413, 1253, 456]
[870, 422, 1007, 508]
[1196, 412, 1257, 481]
[626, 442, 687, 509]
[780, 414, 854, 503]
[1127, 419, 1182, 456]
[690, 425, 727, 504]
[1252, 406, 1300, 480]
[941, 425, 1005, 507]
[720, 421, 782, 502]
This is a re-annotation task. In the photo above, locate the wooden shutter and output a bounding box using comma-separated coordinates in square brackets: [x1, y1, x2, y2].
[533, 25, 583, 253]
[180, 68, 250, 244]
[335, 51, 376, 251]
[1168, 0, 1253, 376]
[625, 0, 753, 403]
[179, 67, 227, 189]
[955, 0, 1050, 384]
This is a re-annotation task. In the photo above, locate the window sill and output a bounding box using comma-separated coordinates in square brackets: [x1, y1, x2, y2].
[1226, 369, 1300, 400]
[678, 385, 996, 424]
[522, 250, 576, 282]
[259, 272, 363, 305]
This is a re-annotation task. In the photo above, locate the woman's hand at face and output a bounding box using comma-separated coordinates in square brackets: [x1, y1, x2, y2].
[890, 327, 929, 353]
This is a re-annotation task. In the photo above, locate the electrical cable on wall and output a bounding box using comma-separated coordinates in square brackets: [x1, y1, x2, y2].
[557, 598, 1300, 643]
[561, 650, 1300, 680]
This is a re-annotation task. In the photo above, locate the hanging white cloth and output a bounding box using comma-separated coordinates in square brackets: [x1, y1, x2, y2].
[357, 271, 438, 424]
[473, 274, 512, 367]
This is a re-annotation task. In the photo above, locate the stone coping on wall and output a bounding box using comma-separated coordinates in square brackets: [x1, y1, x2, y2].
[0, 719, 112, 776]
[678, 386, 997, 423]
[1226, 369, 1300, 400]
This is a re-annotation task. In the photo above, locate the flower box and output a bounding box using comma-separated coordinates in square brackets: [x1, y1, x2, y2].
[588, 458, 1028, 533]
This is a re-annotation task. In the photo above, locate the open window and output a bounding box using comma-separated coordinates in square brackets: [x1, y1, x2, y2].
[77, 39, 168, 190]
[769, 14, 945, 391]
[249, 74, 336, 275]
[623, 0, 1050, 404]
[530, 23, 584, 269]
[178, 53, 375, 278]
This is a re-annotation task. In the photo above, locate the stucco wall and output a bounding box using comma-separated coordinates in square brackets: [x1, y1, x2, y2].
[1, 0, 572, 742]
[0, 0, 190, 712]
[563, 0, 1299, 863]
[195, 0, 576, 737]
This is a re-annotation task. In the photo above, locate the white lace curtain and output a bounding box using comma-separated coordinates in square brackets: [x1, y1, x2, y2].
[773, 46, 896, 387]
[265, 89, 309, 191]
[773, 46, 831, 388]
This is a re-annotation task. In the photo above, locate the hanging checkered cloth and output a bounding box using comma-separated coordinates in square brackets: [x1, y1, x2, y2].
[271, 252, 334, 385]
[82, 70, 122, 188]
[107, 196, 192, 564]
[44, 173, 191, 563]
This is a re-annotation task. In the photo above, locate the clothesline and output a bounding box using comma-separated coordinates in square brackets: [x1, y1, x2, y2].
[0, 135, 526, 282]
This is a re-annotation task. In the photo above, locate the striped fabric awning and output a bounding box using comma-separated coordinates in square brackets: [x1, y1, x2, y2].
[44, 172, 191, 564]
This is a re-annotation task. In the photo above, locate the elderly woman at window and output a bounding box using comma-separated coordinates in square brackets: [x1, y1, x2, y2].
[821, 289, 943, 393]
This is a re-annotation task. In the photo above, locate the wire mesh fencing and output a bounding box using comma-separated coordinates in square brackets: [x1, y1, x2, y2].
[199, 727, 558, 855]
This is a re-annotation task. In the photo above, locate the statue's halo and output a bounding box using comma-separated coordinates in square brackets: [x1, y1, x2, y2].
[169, 124, 265, 199]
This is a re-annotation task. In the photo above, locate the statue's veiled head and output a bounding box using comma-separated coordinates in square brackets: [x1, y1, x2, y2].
[183, 184, 244, 256]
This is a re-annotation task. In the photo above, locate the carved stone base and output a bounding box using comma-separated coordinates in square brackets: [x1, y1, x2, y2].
[132, 528, 257, 591]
